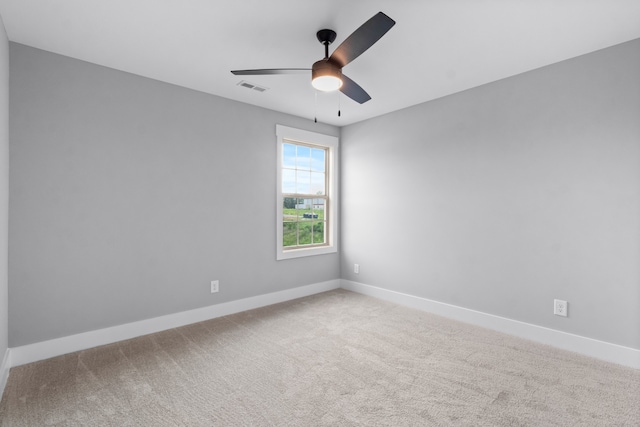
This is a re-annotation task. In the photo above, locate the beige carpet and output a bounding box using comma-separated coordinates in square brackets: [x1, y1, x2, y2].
[1, 289, 638, 426]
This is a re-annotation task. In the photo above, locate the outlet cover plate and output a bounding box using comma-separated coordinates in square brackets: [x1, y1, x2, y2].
[554, 299, 567, 317]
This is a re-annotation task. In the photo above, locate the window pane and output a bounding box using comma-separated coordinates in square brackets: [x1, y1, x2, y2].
[300, 199, 317, 221]
[283, 198, 297, 220]
[298, 222, 312, 245]
[282, 169, 296, 193]
[312, 199, 325, 220]
[297, 200, 304, 217]
[312, 222, 325, 244]
[283, 222, 297, 247]
[310, 172, 325, 195]
[311, 148, 325, 172]
[296, 170, 310, 194]
[296, 145, 311, 170]
[283, 143, 296, 168]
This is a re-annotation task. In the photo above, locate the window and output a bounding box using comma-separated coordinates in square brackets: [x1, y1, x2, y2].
[276, 125, 338, 260]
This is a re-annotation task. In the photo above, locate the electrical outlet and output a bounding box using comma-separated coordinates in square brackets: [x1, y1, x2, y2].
[354, 264, 359, 274]
[211, 280, 219, 294]
[554, 299, 567, 317]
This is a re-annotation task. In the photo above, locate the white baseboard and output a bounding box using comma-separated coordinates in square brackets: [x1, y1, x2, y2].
[341, 279, 640, 369]
[11, 279, 341, 367]
[10, 278, 639, 370]
[0, 348, 10, 397]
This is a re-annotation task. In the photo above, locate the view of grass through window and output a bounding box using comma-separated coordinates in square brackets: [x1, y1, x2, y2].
[282, 142, 327, 248]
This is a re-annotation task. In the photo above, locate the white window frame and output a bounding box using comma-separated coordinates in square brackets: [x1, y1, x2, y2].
[276, 125, 338, 260]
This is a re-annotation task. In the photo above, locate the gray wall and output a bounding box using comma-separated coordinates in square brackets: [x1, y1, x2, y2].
[0, 17, 8, 358]
[9, 43, 340, 347]
[341, 39, 640, 349]
[8, 38, 640, 351]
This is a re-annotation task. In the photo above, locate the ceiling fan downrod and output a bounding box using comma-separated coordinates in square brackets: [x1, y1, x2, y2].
[316, 29, 337, 59]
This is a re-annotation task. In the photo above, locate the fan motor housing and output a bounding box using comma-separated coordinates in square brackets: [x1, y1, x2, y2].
[311, 60, 342, 81]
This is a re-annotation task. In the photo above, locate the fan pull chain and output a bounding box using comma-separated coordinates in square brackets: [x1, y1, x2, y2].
[338, 92, 341, 117]
[314, 91, 317, 123]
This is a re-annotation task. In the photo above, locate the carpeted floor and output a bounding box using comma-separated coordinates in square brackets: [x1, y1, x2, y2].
[0, 289, 638, 426]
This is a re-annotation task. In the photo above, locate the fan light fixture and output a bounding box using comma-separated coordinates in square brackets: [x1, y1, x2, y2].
[311, 60, 343, 92]
[312, 75, 342, 91]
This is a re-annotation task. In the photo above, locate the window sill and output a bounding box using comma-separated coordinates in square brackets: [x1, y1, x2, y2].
[277, 245, 337, 260]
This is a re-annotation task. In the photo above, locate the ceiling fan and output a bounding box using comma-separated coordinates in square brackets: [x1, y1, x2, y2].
[231, 12, 396, 104]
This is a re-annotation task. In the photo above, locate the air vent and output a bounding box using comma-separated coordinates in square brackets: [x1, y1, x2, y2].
[237, 80, 269, 92]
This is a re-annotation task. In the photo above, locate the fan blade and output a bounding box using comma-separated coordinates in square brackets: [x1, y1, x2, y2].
[329, 12, 395, 68]
[340, 74, 371, 104]
[231, 68, 310, 75]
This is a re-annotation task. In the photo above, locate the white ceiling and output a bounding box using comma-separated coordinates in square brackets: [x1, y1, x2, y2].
[1, 0, 639, 126]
